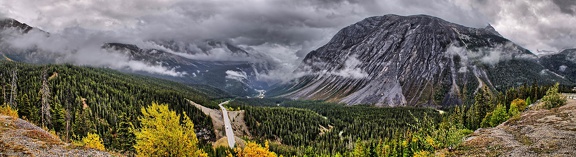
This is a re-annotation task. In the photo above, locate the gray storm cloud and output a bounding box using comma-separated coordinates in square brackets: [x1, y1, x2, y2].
[0, 0, 574, 80]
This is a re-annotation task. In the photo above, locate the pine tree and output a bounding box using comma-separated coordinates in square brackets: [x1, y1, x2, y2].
[115, 118, 136, 153]
[466, 89, 491, 129]
[72, 106, 96, 139]
[19, 93, 38, 123]
[352, 138, 368, 157]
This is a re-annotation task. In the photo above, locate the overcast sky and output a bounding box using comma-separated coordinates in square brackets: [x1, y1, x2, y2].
[1, 0, 575, 78]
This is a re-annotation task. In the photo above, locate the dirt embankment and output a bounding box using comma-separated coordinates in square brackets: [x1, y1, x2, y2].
[189, 100, 250, 148]
[228, 110, 251, 137]
[452, 98, 576, 157]
[0, 115, 112, 157]
[188, 101, 226, 139]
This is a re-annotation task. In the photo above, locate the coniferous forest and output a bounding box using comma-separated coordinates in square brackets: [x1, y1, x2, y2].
[0, 61, 216, 153]
[227, 82, 558, 156]
[0, 60, 569, 156]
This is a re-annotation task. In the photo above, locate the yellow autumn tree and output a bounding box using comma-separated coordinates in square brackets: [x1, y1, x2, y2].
[132, 102, 207, 157]
[235, 141, 278, 157]
[0, 103, 18, 118]
[81, 132, 106, 151]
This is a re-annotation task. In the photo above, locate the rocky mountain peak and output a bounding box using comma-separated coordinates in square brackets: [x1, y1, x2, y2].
[274, 14, 571, 107]
[483, 24, 502, 37]
[0, 18, 34, 33]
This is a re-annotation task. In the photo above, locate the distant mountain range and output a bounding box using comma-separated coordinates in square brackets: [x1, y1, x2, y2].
[101, 41, 274, 97]
[1, 15, 574, 107]
[269, 14, 574, 107]
[0, 18, 274, 97]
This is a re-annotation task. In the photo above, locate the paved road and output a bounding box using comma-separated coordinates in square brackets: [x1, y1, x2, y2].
[219, 100, 236, 148]
[563, 93, 576, 100]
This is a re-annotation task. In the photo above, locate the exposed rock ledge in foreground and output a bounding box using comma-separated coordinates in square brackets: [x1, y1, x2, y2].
[452, 98, 576, 156]
[0, 115, 113, 157]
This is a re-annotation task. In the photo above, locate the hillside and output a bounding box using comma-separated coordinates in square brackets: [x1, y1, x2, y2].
[451, 97, 576, 156]
[0, 114, 112, 156]
[0, 61, 217, 152]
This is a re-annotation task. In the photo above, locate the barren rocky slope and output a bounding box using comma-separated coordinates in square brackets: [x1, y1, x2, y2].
[0, 115, 112, 157]
[451, 97, 576, 156]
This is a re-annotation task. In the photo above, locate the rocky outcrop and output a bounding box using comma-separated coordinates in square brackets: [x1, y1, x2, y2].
[274, 14, 573, 107]
[0, 115, 113, 157]
[451, 97, 576, 156]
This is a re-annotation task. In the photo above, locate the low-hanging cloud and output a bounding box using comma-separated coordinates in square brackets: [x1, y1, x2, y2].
[1, 27, 185, 76]
[330, 55, 369, 79]
[0, 0, 574, 81]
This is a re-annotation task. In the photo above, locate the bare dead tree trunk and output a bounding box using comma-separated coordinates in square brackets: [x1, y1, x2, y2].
[9, 69, 17, 108]
[41, 68, 51, 128]
[65, 95, 71, 142]
[1, 73, 5, 105]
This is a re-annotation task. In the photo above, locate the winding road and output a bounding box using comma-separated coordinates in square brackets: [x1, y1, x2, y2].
[219, 100, 236, 148]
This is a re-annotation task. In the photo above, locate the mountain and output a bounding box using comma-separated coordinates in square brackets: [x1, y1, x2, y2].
[102, 41, 273, 97]
[0, 18, 273, 97]
[0, 18, 33, 33]
[271, 14, 573, 107]
[539, 49, 576, 82]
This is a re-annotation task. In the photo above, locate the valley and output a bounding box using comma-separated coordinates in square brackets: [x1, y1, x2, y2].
[0, 4, 575, 156]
